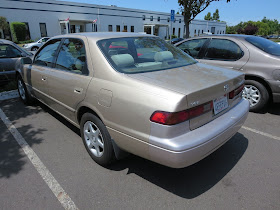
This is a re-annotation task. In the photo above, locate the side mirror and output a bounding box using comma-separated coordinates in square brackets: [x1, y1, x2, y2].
[21, 57, 32, 65]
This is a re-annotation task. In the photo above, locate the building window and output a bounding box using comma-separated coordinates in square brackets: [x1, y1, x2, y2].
[131, 26, 134, 32]
[198, 30, 200, 36]
[223, 31, 224, 34]
[116, 25, 120, 32]
[23, 22, 31, 40]
[202, 30, 204, 34]
[108, 25, 113, 32]
[194, 29, 196, 34]
[178, 28, 181, 38]
[39, 23, 47, 37]
[158, 17, 160, 22]
[173, 27, 175, 35]
[142, 15, 145, 20]
[123, 25, 127, 32]
[167, 17, 170, 22]
[179, 19, 181, 23]
[150, 16, 153, 21]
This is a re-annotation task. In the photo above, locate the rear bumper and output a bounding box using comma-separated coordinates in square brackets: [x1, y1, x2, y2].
[148, 98, 249, 168]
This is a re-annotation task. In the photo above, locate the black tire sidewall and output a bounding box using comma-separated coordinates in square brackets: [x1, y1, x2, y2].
[245, 80, 269, 112]
[80, 113, 115, 166]
[31, 47, 39, 51]
[17, 76, 31, 105]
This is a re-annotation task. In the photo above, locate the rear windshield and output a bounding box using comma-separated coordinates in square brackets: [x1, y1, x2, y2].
[97, 37, 197, 74]
[245, 36, 280, 56]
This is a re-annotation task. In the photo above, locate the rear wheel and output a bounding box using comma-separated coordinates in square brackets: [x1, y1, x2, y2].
[31, 46, 39, 51]
[17, 76, 33, 105]
[80, 113, 115, 166]
[242, 80, 269, 112]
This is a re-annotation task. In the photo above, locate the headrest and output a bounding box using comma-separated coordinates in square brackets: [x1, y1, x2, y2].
[111, 54, 134, 68]
[154, 51, 174, 62]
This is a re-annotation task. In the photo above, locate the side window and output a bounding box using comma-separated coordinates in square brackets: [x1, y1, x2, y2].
[204, 39, 244, 61]
[33, 39, 61, 67]
[55, 38, 88, 75]
[177, 39, 207, 58]
[0, 44, 22, 58]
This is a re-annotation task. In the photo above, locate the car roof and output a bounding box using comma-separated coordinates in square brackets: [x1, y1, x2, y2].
[0, 39, 16, 45]
[189, 34, 254, 41]
[50, 32, 155, 42]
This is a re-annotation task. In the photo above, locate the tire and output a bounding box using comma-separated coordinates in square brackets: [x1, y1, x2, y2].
[242, 80, 269, 112]
[80, 113, 115, 166]
[31, 46, 39, 51]
[17, 75, 33, 105]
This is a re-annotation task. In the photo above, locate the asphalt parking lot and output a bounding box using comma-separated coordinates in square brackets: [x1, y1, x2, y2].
[0, 95, 279, 210]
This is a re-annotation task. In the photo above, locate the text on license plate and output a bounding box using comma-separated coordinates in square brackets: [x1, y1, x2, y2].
[213, 95, 228, 115]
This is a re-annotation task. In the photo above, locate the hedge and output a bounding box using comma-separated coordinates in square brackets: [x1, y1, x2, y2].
[10, 22, 27, 43]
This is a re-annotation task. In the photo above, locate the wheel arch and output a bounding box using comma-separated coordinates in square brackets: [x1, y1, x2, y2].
[77, 106, 103, 125]
[245, 74, 273, 101]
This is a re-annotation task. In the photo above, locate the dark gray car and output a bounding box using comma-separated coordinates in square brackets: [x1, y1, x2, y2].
[175, 35, 280, 111]
[0, 39, 32, 85]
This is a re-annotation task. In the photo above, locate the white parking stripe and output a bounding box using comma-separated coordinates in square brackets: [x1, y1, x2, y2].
[0, 108, 79, 210]
[242, 126, 280, 141]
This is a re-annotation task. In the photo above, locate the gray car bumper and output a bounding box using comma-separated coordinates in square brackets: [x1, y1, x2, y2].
[148, 98, 249, 168]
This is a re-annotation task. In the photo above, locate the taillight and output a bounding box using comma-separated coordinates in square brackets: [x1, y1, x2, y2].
[150, 101, 213, 125]
[229, 84, 244, 99]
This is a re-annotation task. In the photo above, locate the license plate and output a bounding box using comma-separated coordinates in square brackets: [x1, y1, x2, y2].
[213, 95, 228, 115]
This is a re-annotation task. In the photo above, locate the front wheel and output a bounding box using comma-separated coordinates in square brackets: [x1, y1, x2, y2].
[242, 80, 269, 112]
[80, 113, 115, 166]
[17, 76, 33, 105]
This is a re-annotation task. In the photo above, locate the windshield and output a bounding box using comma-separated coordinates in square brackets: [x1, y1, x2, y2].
[97, 37, 197, 74]
[245, 36, 280, 56]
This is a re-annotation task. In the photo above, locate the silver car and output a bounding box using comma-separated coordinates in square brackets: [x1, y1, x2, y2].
[22, 37, 50, 51]
[17, 33, 249, 168]
[175, 35, 280, 112]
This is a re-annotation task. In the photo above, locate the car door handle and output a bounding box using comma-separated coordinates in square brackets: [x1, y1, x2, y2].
[74, 87, 83, 94]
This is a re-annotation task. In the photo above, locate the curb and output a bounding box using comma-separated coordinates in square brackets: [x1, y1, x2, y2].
[0, 90, 19, 101]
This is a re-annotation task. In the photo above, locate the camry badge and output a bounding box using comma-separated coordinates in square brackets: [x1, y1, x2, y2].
[224, 84, 229, 92]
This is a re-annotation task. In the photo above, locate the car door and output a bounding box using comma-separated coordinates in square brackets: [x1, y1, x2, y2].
[27, 39, 62, 103]
[199, 38, 249, 70]
[175, 38, 209, 59]
[47, 38, 92, 123]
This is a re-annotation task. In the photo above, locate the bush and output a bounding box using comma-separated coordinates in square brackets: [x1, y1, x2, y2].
[18, 40, 34, 44]
[10, 22, 27, 43]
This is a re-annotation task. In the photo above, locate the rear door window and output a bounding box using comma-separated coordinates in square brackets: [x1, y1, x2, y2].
[55, 38, 88, 75]
[33, 39, 61, 67]
[176, 39, 208, 58]
[0, 44, 22, 58]
[204, 39, 243, 61]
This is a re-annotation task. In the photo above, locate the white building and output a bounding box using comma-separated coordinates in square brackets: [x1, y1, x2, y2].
[0, 0, 226, 41]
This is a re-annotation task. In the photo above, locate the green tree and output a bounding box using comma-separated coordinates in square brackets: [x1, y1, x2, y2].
[256, 21, 270, 36]
[0, 16, 8, 30]
[204, 12, 212, 20]
[178, 0, 232, 38]
[226, 25, 236, 34]
[212, 9, 220, 21]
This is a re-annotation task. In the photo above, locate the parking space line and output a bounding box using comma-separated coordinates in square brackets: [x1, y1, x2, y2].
[242, 126, 280, 141]
[0, 108, 79, 210]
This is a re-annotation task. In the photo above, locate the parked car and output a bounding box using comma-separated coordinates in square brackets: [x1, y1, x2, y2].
[175, 35, 280, 111]
[22, 37, 50, 51]
[171, 37, 184, 44]
[16, 33, 249, 168]
[0, 39, 32, 85]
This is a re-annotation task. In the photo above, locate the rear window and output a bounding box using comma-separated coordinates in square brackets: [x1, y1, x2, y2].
[245, 36, 280, 56]
[97, 37, 196, 74]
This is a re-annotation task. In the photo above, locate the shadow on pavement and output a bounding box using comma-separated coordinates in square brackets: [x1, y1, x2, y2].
[107, 133, 248, 199]
[0, 99, 46, 178]
[267, 103, 280, 116]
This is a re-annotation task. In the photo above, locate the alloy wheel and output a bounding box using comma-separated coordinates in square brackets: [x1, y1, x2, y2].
[242, 85, 261, 107]
[18, 79, 26, 101]
[83, 121, 104, 157]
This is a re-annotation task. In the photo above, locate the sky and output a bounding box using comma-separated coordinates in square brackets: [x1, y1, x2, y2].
[61, 0, 280, 26]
